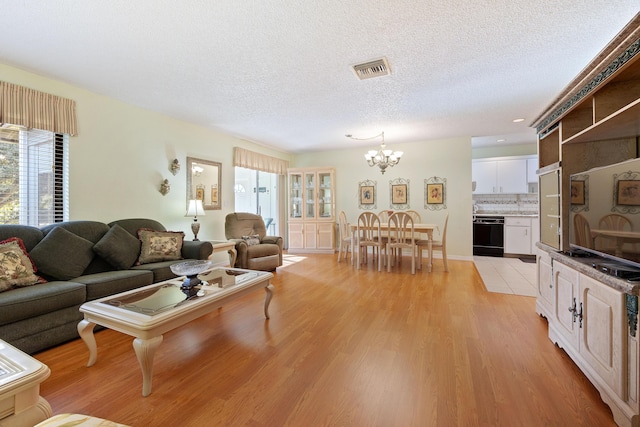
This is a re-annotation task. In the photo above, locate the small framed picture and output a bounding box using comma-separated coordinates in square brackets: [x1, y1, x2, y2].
[360, 185, 375, 205]
[617, 180, 640, 206]
[426, 183, 444, 204]
[391, 184, 408, 205]
[570, 180, 585, 205]
[195, 185, 205, 202]
[211, 185, 219, 204]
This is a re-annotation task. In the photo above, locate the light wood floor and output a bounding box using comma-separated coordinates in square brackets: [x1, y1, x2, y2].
[35, 253, 616, 426]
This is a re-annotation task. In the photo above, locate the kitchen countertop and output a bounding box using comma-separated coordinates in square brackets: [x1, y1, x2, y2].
[474, 212, 539, 217]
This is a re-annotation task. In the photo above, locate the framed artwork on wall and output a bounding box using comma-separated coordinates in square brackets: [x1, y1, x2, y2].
[358, 179, 376, 210]
[389, 178, 410, 210]
[424, 176, 446, 210]
[613, 171, 640, 214]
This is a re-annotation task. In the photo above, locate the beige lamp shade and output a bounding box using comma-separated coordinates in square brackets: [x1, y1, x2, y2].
[185, 200, 206, 240]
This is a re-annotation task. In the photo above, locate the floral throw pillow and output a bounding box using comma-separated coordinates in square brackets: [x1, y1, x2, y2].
[242, 234, 261, 246]
[137, 229, 184, 265]
[0, 237, 46, 292]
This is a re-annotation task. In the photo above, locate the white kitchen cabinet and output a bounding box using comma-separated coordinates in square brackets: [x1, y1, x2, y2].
[504, 216, 532, 255]
[527, 158, 538, 183]
[472, 158, 529, 194]
[287, 167, 336, 253]
[531, 216, 540, 254]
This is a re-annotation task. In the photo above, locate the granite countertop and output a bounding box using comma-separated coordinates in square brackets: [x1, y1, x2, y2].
[538, 245, 640, 295]
[474, 212, 539, 217]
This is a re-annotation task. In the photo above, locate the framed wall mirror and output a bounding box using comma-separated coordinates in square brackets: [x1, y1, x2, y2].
[186, 157, 222, 210]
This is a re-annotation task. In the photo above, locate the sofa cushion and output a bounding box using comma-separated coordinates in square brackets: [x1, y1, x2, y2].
[0, 280, 86, 326]
[93, 224, 141, 270]
[137, 229, 184, 265]
[30, 227, 96, 280]
[75, 270, 154, 301]
[0, 238, 45, 292]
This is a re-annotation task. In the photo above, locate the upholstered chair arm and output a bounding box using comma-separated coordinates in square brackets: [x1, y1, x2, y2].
[229, 238, 249, 268]
[181, 240, 214, 260]
[261, 236, 283, 265]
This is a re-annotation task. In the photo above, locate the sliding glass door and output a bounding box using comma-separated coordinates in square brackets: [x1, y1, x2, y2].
[234, 167, 279, 235]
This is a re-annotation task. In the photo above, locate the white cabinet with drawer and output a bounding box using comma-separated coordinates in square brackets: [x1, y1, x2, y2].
[504, 216, 533, 255]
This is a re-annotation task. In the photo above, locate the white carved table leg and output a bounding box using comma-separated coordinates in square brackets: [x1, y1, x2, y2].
[428, 231, 434, 273]
[132, 335, 163, 397]
[77, 320, 98, 367]
[264, 284, 274, 319]
[228, 247, 237, 267]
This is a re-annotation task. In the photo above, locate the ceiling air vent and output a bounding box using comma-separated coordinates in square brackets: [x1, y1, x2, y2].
[352, 57, 391, 80]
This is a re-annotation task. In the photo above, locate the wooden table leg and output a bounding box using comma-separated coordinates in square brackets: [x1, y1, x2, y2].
[428, 232, 434, 273]
[264, 284, 275, 319]
[228, 247, 237, 267]
[77, 320, 98, 367]
[133, 335, 163, 397]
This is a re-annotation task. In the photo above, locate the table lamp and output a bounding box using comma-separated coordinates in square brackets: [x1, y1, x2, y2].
[185, 199, 206, 240]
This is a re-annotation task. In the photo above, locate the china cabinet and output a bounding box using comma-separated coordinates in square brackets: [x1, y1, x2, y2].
[533, 15, 640, 427]
[287, 167, 335, 253]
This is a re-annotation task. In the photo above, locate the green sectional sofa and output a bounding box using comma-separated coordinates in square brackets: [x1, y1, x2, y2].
[0, 218, 213, 354]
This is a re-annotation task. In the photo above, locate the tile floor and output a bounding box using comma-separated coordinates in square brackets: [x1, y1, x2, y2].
[473, 255, 537, 297]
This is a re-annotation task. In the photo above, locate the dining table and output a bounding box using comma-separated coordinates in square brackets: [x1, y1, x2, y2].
[590, 228, 640, 256]
[350, 222, 438, 272]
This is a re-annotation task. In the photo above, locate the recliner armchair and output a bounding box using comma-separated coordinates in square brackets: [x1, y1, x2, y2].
[224, 212, 283, 271]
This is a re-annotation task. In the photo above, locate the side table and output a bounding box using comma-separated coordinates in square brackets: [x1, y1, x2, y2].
[210, 240, 237, 267]
[0, 340, 52, 427]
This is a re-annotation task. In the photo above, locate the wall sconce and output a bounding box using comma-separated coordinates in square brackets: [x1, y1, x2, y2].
[160, 179, 170, 196]
[170, 158, 181, 175]
[185, 199, 206, 240]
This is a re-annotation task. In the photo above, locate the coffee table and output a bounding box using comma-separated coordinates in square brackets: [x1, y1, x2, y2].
[0, 339, 52, 426]
[77, 267, 274, 396]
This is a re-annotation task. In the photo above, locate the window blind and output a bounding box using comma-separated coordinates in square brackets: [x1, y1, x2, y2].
[0, 126, 68, 226]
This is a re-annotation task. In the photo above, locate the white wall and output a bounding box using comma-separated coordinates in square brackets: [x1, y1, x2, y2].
[472, 143, 536, 159]
[293, 137, 474, 258]
[1, 62, 292, 243]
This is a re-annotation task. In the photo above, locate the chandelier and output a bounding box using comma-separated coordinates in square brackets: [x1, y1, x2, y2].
[348, 131, 403, 174]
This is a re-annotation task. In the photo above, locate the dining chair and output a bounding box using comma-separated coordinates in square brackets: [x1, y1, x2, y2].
[405, 210, 422, 223]
[386, 212, 417, 274]
[573, 213, 592, 249]
[597, 213, 633, 252]
[417, 213, 449, 272]
[377, 210, 394, 223]
[356, 211, 382, 271]
[337, 210, 353, 264]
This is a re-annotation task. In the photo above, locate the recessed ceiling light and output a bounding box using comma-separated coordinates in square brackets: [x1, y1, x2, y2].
[512, 118, 525, 123]
[497, 139, 506, 142]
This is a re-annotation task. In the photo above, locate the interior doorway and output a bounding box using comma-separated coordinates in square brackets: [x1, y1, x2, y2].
[234, 167, 278, 235]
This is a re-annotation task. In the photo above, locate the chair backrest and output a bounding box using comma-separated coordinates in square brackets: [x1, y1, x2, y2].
[405, 210, 422, 223]
[357, 212, 380, 243]
[573, 213, 591, 248]
[338, 211, 350, 241]
[388, 212, 415, 245]
[225, 212, 267, 240]
[599, 214, 632, 231]
[441, 213, 449, 242]
[377, 210, 393, 223]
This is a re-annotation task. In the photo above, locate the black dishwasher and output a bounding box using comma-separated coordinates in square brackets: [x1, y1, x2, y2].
[473, 216, 504, 257]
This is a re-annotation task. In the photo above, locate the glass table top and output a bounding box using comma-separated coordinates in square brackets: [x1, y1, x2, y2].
[101, 268, 265, 315]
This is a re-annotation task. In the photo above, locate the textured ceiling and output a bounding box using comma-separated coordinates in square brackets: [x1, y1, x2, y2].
[0, 1, 638, 152]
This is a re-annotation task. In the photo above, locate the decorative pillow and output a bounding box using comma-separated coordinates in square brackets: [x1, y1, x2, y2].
[93, 224, 141, 270]
[242, 234, 261, 246]
[0, 238, 46, 292]
[29, 226, 96, 280]
[137, 229, 184, 265]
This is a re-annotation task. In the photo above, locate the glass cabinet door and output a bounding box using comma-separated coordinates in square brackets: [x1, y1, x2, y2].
[289, 172, 302, 219]
[304, 172, 315, 219]
[318, 171, 332, 218]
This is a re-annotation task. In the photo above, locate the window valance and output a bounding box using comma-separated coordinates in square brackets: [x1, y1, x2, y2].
[233, 147, 289, 175]
[0, 81, 77, 136]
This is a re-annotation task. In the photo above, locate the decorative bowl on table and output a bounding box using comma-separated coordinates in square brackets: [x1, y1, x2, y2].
[170, 260, 212, 297]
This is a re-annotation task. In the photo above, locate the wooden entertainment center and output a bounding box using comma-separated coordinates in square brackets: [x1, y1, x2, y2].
[532, 13, 640, 427]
